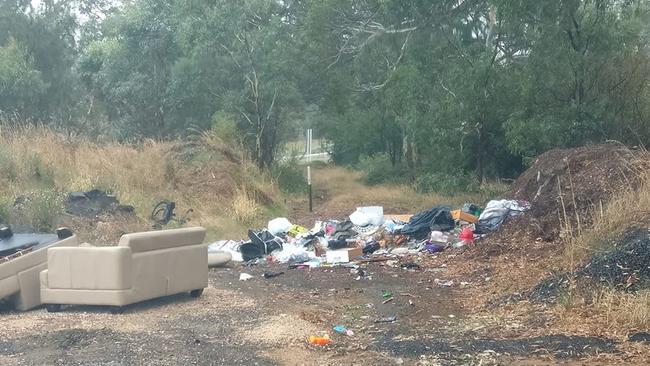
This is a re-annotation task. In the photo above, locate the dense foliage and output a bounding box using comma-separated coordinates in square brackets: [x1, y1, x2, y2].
[1, 0, 650, 179]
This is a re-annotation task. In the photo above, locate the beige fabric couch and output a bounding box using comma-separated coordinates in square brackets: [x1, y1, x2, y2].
[0, 235, 79, 311]
[40, 227, 208, 311]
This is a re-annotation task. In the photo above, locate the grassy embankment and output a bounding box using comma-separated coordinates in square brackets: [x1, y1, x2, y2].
[558, 165, 650, 330]
[0, 127, 502, 244]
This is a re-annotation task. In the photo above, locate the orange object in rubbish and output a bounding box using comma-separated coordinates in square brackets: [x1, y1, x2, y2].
[459, 227, 474, 243]
[309, 335, 331, 346]
[451, 210, 478, 224]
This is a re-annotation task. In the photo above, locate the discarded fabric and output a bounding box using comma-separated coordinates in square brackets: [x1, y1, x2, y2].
[475, 200, 530, 234]
[398, 205, 454, 239]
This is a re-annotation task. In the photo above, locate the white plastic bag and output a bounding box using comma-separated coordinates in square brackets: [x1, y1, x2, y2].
[350, 206, 384, 226]
[267, 217, 292, 235]
[349, 210, 371, 226]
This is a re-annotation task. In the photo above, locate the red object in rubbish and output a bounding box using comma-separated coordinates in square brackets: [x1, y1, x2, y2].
[459, 227, 474, 243]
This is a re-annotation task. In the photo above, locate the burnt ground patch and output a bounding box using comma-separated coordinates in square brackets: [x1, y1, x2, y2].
[374, 333, 616, 360]
[523, 229, 650, 304]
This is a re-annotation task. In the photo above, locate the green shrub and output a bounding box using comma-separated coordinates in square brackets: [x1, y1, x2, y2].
[415, 172, 480, 195]
[273, 160, 307, 193]
[26, 190, 63, 232]
[211, 111, 239, 143]
[357, 153, 409, 186]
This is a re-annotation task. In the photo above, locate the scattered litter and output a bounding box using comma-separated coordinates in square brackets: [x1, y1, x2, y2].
[308, 335, 331, 346]
[375, 315, 397, 323]
[239, 273, 253, 281]
[333, 325, 354, 336]
[382, 297, 394, 304]
[434, 279, 454, 287]
[400, 262, 421, 270]
[425, 243, 445, 253]
[262, 271, 284, 279]
[382, 290, 393, 298]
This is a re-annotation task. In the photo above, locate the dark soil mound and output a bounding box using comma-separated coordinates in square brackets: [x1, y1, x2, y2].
[506, 143, 649, 242]
[529, 229, 650, 303]
[65, 189, 135, 219]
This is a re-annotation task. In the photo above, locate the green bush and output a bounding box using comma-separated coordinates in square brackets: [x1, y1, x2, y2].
[357, 153, 409, 186]
[26, 190, 63, 232]
[273, 160, 307, 193]
[415, 172, 480, 195]
[211, 111, 239, 143]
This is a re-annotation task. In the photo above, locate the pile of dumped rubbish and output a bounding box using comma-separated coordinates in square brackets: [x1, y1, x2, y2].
[209, 200, 530, 268]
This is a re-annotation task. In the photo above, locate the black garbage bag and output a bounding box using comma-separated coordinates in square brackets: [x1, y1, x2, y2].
[240, 229, 284, 262]
[327, 239, 347, 249]
[398, 205, 454, 239]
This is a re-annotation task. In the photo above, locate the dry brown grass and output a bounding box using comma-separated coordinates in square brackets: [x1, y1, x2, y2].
[0, 126, 279, 240]
[229, 188, 263, 225]
[551, 169, 650, 332]
[594, 289, 650, 330]
[311, 166, 502, 213]
[563, 169, 650, 268]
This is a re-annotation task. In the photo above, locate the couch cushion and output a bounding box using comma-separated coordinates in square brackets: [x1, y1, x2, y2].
[47, 247, 132, 290]
[118, 227, 206, 253]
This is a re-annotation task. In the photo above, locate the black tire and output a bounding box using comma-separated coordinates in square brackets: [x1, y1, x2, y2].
[45, 304, 62, 313]
[190, 289, 204, 298]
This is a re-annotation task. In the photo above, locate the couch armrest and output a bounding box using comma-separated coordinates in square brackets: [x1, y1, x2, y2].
[46, 247, 133, 290]
[39, 269, 48, 288]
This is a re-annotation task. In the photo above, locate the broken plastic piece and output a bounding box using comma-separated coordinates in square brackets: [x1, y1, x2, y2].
[239, 273, 253, 281]
[308, 335, 330, 346]
[333, 325, 354, 336]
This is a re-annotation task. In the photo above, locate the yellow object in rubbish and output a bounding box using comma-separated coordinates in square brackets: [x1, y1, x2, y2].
[287, 224, 308, 237]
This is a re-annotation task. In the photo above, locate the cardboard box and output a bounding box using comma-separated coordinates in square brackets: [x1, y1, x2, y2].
[451, 210, 478, 224]
[326, 247, 363, 264]
[384, 214, 412, 222]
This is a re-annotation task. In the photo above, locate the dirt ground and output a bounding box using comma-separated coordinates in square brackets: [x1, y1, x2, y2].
[0, 259, 633, 366]
[3, 154, 650, 365]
